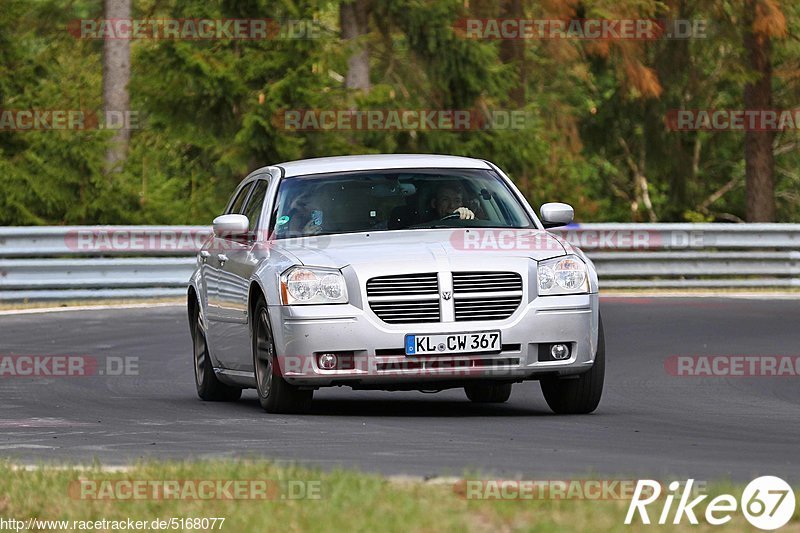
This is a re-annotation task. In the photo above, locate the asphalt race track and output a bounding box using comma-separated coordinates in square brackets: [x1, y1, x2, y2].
[0, 297, 798, 482]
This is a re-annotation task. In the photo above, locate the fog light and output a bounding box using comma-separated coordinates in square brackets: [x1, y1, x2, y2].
[318, 353, 337, 370]
[550, 344, 570, 360]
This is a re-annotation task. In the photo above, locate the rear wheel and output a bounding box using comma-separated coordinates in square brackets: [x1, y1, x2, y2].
[464, 382, 513, 403]
[253, 297, 313, 414]
[192, 305, 242, 402]
[540, 316, 605, 414]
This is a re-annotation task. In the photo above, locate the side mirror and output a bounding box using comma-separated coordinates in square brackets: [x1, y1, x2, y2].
[540, 203, 574, 228]
[212, 214, 249, 238]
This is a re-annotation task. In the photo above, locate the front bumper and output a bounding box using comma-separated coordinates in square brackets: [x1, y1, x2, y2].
[269, 293, 600, 388]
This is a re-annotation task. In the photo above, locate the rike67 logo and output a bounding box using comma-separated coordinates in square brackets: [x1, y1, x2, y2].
[625, 477, 796, 530]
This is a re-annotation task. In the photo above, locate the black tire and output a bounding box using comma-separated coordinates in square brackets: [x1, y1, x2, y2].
[191, 305, 242, 402]
[540, 315, 605, 414]
[464, 382, 513, 403]
[252, 297, 313, 414]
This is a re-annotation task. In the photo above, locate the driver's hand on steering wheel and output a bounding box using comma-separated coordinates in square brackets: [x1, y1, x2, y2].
[452, 207, 475, 220]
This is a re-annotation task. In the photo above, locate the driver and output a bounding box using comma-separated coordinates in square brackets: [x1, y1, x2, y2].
[430, 184, 474, 220]
[283, 190, 323, 236]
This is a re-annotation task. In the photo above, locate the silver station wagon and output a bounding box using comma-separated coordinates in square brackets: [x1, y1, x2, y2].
[188, 154, 604, 414]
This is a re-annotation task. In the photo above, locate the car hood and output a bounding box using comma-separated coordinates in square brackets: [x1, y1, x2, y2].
[270, 228, 567, 269]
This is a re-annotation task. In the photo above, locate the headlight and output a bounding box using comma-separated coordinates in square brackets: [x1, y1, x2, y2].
[280, 267, 348, 305]
[537, 255, 589, 295]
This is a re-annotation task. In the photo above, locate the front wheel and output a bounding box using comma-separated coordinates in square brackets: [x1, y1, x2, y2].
[464, 382, 512, 403]
[540, 315, 605, 414]
[252, 298, 313, 414]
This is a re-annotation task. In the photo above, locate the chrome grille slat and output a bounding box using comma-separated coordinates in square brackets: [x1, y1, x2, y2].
[374, 315, 440, 324]
[370, 310, 439, 314]
[453, 292, 521, 299]
[369, 279, 438, 283]
[457, 310, 518, 315]
[453, 280, 519, 285]
[457, 304, 520, 308]
[369, 304, 440, 309]
[456, 300, 519, 304]
[368, 295, 439, 303]
[368, 290, 437, 296]
[457, 304, 519, 309]
[370, 280, 436, 289]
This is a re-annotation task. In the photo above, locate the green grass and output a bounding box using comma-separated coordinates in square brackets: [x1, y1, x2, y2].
[0, 461, 797, 532]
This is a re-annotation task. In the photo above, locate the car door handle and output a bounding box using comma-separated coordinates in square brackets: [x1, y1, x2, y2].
[199, 250, 210, 263]
[217, 253, 228, 266]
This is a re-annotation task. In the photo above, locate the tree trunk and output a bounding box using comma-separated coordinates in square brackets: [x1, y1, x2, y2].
[498, 0, 528, 196]
[743, 0, 776, 222]
[340, 0, 371, 92]
[661, 9, 691, 219]
[103, 0, 131, 172]
[499, 0, 526, 107]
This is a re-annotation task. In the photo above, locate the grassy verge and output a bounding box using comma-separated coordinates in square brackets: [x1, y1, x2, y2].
[0, 461, 797, 532]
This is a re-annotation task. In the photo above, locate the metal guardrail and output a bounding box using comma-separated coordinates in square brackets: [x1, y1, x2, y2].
[0, 224, 798, 300]
[551, 224, 800, 289]
[0, 226, 211, 257]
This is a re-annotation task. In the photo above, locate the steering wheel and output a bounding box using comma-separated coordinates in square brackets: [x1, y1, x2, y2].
[440, 213, 462, 221]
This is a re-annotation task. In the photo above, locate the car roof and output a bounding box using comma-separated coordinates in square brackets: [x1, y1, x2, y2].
[268, 154, 492, 178]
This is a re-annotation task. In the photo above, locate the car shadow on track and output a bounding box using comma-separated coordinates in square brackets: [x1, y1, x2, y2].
[237, 396, 556, 417]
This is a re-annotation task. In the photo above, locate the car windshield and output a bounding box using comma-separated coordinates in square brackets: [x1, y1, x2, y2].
[269, 169, 534, 239]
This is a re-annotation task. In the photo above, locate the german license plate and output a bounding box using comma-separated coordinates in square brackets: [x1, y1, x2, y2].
[404, 331, 501, 356]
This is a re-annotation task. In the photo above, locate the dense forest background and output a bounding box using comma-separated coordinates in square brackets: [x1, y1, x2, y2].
[1, 0, 799, 225]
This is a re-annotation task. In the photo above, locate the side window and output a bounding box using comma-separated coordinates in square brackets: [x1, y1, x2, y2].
[225, 183, 253, 215]
[242, 179, 270, 233]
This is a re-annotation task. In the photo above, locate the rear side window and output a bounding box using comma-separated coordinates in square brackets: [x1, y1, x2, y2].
[242, 180, 270, 232]
[226, 183, 253, 214]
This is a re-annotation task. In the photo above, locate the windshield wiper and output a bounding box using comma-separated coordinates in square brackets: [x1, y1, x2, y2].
[406, 223, 457, 229]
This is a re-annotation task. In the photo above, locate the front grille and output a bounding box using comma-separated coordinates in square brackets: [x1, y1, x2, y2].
[369, 300, 440, 323]
[452, 271, 523, 293]
[453, 271, 522, 322]
[367, 273, 440, 323]
[367, 271, 522, 324]
[366, 273, 438, 297]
